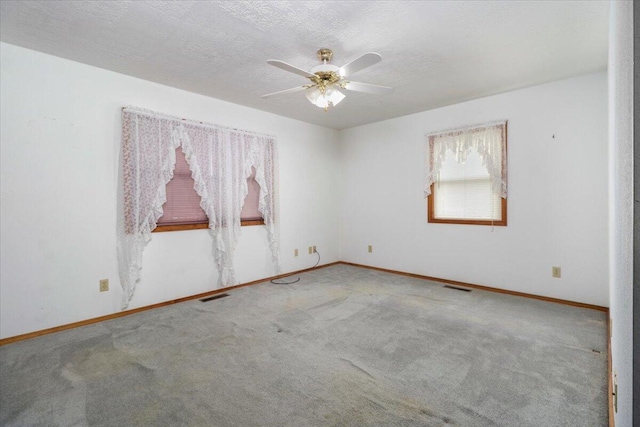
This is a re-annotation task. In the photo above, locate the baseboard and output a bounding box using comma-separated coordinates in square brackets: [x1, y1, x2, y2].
[339, 261, 609, 312]
[0, 261, 340, 346]
[0, 259, 608, 345]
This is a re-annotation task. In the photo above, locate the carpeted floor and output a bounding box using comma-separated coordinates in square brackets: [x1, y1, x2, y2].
[0, 264, 608, 426]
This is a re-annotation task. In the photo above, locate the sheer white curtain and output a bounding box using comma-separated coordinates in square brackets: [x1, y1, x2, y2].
[117, 107, 279, 310]
[425, 120, 507, 199]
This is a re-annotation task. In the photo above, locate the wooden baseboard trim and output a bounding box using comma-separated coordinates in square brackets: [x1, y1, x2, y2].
[339, 261, 609, 312]
[0, 261, 340, 346]
[1, 260, 608, 346]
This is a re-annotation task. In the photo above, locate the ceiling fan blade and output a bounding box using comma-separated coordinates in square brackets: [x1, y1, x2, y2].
[262, 85, 308, 99]
[344, 81, 393, 95]
[267, 60, 315, 78]
[339, 52, 382, 77]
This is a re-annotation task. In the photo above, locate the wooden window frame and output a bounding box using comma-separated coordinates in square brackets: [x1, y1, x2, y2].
[427, 122, 507, 226]
[427, 184, 507, 226]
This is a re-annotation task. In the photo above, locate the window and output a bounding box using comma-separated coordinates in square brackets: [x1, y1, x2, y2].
[154, 147, 264, 232]
[426, 121, 507, 226]
[119, 106, 279, 307]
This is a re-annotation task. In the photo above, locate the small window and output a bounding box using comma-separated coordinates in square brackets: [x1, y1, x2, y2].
[154, 148, 264, 232]
[427, 121, 507, 226]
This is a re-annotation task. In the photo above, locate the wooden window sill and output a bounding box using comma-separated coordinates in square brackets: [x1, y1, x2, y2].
[153, 219, 265, 233]
[428, 218, 507, 226]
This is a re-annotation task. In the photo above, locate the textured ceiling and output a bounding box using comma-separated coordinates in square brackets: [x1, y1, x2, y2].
[0, 1, 609, 130]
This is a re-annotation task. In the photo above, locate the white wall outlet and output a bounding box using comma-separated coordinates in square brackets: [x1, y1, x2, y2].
[99, 279, 109, 292]
[308, 246, 313, 254]
[552, 266, 561, 278]
[294, 248, 298, 257]
[368, 245, 373, 253]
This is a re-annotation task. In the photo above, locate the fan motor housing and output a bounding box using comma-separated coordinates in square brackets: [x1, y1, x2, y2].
[310, 63, 340, 74]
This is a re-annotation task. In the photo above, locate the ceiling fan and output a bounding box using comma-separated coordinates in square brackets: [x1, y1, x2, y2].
[262, 48, 393, 111]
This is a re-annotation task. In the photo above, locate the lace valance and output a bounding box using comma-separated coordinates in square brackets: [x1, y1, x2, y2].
[117, 107, 280, 309]
[425, 120, 507, 199]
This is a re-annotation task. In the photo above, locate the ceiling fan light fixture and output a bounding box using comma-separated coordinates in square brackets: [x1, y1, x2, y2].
[306, 85, 345, 110]
[262, 49, 393, 111]
[265, 48, 391, 113]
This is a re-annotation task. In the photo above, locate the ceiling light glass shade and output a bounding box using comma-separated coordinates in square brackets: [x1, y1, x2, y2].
[305, 87, 328, 108]
[316, 96, 329, 109]
[305, 87, 322, 104]
[325, 87, 345, 106]
[306, 86, 345, 109]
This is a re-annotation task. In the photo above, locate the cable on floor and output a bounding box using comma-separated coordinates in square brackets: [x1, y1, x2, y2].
[271, 250, 320, 285]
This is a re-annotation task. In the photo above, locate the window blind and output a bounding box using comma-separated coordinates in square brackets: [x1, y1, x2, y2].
[157, 148, 263, 225]
[434, 149, 502, 221]
[157, 148, 208, 225]
[240, 167, 262, 221]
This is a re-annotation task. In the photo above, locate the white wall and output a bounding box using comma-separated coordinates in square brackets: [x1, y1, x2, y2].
[0, 43, 340, 339]
[608, 1, 634, 425]
[0, 41, 611, 343]
[339, 72, 609, 307]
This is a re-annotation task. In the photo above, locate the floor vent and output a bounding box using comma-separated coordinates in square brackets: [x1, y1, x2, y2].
[443, 285, 472, 292]
[200, 293, 229, 302]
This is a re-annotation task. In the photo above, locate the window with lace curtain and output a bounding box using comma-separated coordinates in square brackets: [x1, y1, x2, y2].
[425, 121, 507, 226]
[154, 147, 264, 232]
[118, 107, 280, 309]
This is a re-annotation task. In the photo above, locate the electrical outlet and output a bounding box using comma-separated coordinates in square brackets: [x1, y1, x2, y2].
[294, 248, 298, 257]
[99, 279, 109, 292]
[313, 246, 317, 253]
[308, 246, 313, 254]
[552, 266, 561, 278]
[368, 245, 373, 253]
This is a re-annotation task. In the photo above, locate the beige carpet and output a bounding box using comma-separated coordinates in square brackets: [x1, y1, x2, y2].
[0, 264, 608, 426]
